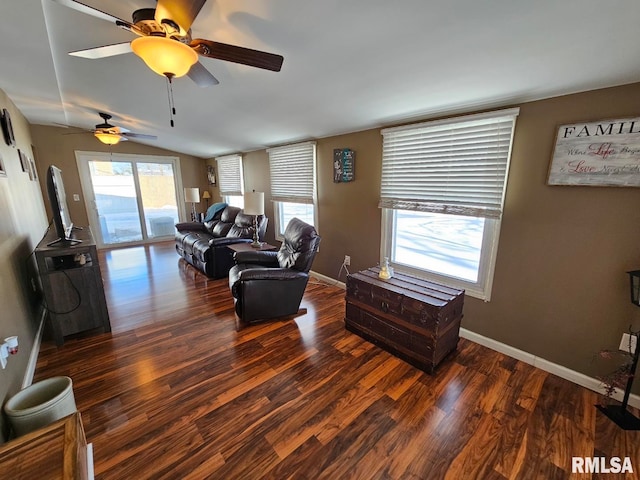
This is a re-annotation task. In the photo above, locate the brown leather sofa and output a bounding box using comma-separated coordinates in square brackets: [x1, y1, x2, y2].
[228, 217, 320, 323]
[175, 205, 267, 278]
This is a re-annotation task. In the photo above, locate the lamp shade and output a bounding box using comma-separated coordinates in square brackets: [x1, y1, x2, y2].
[131, 36, 198, 78]
[184, 187, 200, 203]
[202, 191, 211, 200]
[94, 132, 122, 145]
[244, 191, 265, 215]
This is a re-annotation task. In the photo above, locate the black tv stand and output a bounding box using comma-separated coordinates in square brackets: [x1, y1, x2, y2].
[36, 226, 110, 346]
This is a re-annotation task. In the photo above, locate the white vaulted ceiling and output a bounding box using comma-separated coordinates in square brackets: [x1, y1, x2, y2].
[0, 0, 639, 158]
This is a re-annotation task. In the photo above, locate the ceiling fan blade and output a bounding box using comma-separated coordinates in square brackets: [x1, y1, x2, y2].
[188, 61, 219, 87]
[51, 0, 141, 35]
[61, 131, 91, 136]
[190, 39, 284, 72]
[54, 123, 92, 134]
[155, 0, 206, 35]
[69, 42, 133, 59]
[122, 133, 158, 140]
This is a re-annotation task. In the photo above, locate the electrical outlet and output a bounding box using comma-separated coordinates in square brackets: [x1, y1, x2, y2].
[344, 255, 351, 266]
[73, 194, 80, 201]
[619, 333, 638, 355]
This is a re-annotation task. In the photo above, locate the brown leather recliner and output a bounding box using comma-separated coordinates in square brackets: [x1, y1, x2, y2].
[228, 217, 321, 324]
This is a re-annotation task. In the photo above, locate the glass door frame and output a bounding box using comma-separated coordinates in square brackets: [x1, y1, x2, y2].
[75, 151, 186, 249]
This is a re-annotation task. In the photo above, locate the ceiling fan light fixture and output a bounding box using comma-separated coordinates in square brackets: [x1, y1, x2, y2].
[94, 132, 123, 145]
[131, 36, 198, 78]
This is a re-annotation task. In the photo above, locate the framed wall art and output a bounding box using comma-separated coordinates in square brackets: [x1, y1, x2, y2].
[26, 154, 33, 180]
[29, 157, 37, 181]
[333, 148, 355, 183]
[18, 149, 27, 172]
[1, 108, 16, 147]
[548, 116, 640, 187]
[207, 165, 216, 185]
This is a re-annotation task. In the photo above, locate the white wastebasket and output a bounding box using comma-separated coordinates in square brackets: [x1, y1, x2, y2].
[4, 376, 77, 437]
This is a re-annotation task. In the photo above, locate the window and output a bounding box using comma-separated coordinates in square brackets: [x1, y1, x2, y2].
[76, 151, 182, 248]
[267, 142, 317, 238]
[380, 108, 519, 300]
[224, 195, 244, 208]
[215, 154, 244, 208]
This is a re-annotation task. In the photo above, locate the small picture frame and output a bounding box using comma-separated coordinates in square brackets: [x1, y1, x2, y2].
[207, 165, 216, 185]
[26, 156, 33, 180]
[29, 157, 37, 181]
[18, 149, 27, 172]
[1, 109, 16, 147]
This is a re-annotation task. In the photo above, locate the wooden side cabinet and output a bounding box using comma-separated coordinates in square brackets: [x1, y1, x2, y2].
[0, 412, 93, 479]
[345, 267, 464, 373]
[35, 227, 111, 346]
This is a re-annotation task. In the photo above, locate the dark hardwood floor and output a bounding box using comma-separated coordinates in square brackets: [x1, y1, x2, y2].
[35, 242, 640, 479]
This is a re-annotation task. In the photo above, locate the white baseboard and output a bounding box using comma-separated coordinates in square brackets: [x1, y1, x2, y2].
[22, 306, 46, 389]
[87, 443, 95, 480]
[460, 328, 640, 409]
[310, 270, 346, 290]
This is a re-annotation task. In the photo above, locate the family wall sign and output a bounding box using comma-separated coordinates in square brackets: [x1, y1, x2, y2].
[548, 116, 640, 187]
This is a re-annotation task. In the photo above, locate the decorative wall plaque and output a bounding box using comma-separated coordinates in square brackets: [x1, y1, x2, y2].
[548, 117, 640, 187]
[333, 148, 355, 183]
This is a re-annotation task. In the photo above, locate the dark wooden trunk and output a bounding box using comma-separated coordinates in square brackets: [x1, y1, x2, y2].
[345, 267, 464, 373]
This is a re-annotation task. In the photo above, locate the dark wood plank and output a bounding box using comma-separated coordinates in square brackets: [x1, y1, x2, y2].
[30, 241, 640, 479]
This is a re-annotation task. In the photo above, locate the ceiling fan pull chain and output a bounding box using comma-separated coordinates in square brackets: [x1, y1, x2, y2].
[166, 75, 177, 127]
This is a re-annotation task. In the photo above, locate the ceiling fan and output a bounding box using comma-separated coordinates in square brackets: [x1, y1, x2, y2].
[65, 112, 158, 145]
[52, 0, 284, 87]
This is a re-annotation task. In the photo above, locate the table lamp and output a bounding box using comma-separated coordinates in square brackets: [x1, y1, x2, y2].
[184, 187, 200, 222]
[244, 191, 264, 247]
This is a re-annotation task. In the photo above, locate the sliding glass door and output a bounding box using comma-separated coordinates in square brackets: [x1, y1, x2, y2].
[76, 152, 184, 248]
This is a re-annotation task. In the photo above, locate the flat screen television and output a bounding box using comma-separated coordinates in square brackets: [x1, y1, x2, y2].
[46, 165, 81, 246]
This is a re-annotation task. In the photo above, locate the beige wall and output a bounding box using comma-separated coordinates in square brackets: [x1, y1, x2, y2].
[470, 83, 640, 383]
[243, 82, 640, 390]
[0, 89, 49, 442]
[29, 125, 209, 227]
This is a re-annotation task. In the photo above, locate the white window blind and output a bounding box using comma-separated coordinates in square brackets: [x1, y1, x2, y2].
[267, 142, 316, 204]
[380, 108, 519, 219]
[215, 154, 243, 197]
